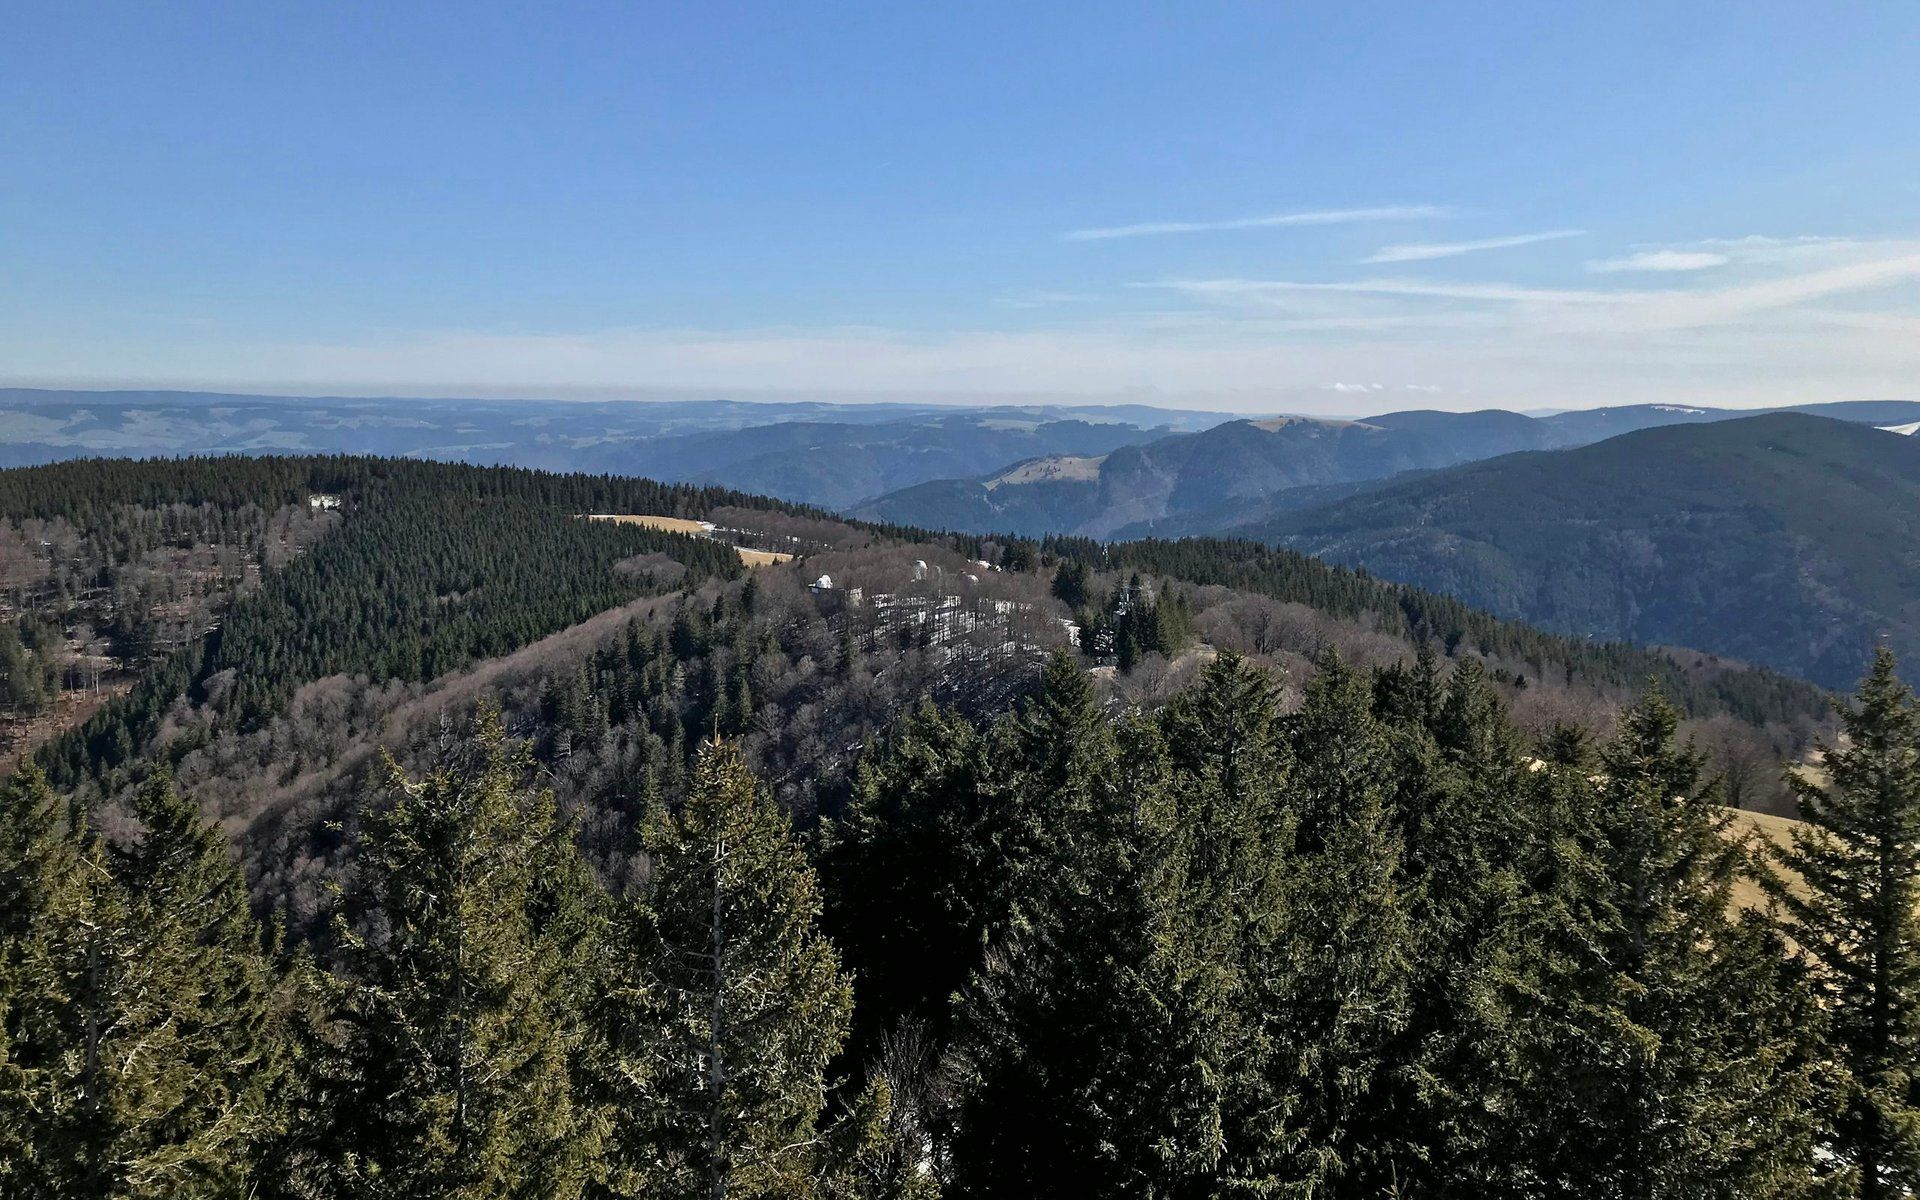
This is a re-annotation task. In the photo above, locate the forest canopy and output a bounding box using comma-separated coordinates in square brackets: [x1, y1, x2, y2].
[1, 453, 1912, 1198]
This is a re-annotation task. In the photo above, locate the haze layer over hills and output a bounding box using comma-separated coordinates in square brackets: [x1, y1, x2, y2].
[6, 387, 1918, 686]
[0, 388, 1224, 509]
[852, 400, 1920, 538]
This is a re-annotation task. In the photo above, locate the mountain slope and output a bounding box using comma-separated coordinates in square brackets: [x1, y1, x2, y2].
[618, 415, 1163, 509]
[851, 400, 1920, 537]
[0, 388, 1221, 508]
[853, 413, 1556, 537]
[1250, 414, 1920, 688]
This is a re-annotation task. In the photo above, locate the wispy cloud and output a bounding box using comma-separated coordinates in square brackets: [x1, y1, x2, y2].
[1690, 234, 1857, 255]
[1588, 250, 1729, 272]
[1591, 235, 1864, 273]
[20, 230, 1916, 418]
[1128, 240, 1920, 345]
[993, 289, 1098, 309]
[1634, 248, 1920, 328]
[1149, 244, 1920, 331]
[1362, 229, 1584, 263]
[1148, 277, 1633, 305]
[1064, 205, 1449, 242]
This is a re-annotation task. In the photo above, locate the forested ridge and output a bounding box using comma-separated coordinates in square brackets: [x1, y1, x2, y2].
[1249, 414, 1920, 689]
[1036, 533, 1827, 728]
[858, 412, 1920, 693]
[846, 403, 1920, 539]
[5, 454, 1830, 798]
[2, 453, 1914, 1197]
[3, 644, 1917, 1197]
[0, 454, 809, 524]
[8, 456, 792, 787]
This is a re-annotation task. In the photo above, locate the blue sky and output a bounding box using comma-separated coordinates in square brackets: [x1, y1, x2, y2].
[5, 2, 1919, 412]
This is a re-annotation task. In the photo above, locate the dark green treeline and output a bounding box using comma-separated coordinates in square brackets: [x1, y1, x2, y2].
[19, 455, 761, 790]
[4, 650, 1919, 1198]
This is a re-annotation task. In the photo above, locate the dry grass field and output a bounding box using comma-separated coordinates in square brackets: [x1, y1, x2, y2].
[583, 513, 713, 535]
[1726, 807, 1807, 913]
[583, 514, 793, 567]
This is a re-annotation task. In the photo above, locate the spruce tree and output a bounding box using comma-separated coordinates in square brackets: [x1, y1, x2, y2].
[1371, 641, 1444, 730]
[0, 761, 72, 948]
[1158, 651, 1291, 926]
[1769, 649, 1920, 1198]
[1387, 657, 1548, 1197]
[950, 713, 1244, 1199]
[252, 948, 359, 1200]
[332, 711, 611, 1198]
[632, 739, 857, 1200]
[1156, 652, 1294, 1189]
[1049, 559, 1090, 611]
[1253, 653, 1415, 1196]
[105, 767, 288, 1195]
[0, 765, 287, 1198]
[820, 699, 993, 1051]
[1014, 649, 1102, 785]
[999, 648, 1114, 925]
[1528, 692, 1823, 1199]
[0, 760, 88, 1194]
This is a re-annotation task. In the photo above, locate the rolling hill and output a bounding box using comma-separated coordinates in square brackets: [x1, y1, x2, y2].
[851, 400, 1920, 537]
[616, 414, 1167, 509]
[853, 413, 1550, 537]
[1247, 413, 1920, 688]
[0, 388, 1222, 509]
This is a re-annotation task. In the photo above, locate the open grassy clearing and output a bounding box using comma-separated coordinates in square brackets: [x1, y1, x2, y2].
[1727, 807, 1807, 913]
[582, 513, 794, 566]
[583, 513, 712, 535]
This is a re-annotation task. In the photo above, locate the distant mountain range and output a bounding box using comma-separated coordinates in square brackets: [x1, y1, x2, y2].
[0, 388, 1230, 510]
[1242, 414, 1920, 689]
[851, 400, 1920, 538]
[8, 387, 1919, 686]
[848, 403, 1920, 687]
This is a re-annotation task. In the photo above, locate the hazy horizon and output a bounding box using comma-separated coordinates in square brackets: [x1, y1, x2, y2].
[6, 379, 1915, 421]
[6, 4, 1918, 416]
[3, 382, 1920, 424]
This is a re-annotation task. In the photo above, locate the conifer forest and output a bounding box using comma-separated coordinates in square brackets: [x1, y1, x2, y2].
[0, 456, 1915, 1199]
[10, 11, 1920, 1196]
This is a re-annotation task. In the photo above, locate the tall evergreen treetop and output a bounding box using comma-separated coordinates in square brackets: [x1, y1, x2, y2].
[0, 765, 288, 1199]
[639, 740, 858, 1200]
[952, 712, 1248, 1199]
[1159, 651, 1292, 895]
[1014, 648, 1104, 795]
[1001, 649, 1116, 929]
[333, 711, 611, 1200]
[1771, 649, 1920, 1198]
[821, 699, 993, 1049]
[1534, 691, 1823, 1200]
[1251, 652, 1414, 1196]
